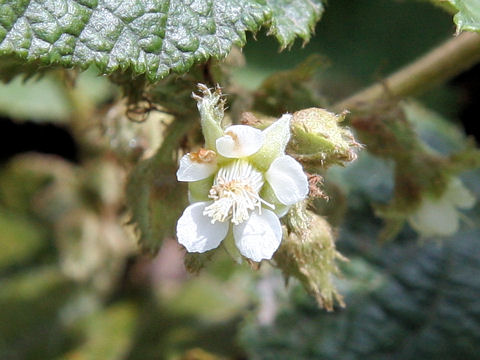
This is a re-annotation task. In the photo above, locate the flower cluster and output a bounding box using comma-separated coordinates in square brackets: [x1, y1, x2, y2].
[175, 89, 309, 262]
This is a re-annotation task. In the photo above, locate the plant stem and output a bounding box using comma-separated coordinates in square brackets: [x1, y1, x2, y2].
[332, 32, 480, 113]
[154, 116, 193, 164]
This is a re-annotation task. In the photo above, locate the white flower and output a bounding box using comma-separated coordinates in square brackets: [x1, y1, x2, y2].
[176, 114, 309, 262]
[408, 178, 476, 237]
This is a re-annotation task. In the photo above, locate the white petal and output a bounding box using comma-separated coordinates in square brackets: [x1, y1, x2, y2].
[233, 209, 282, 262]
[216, 125, 265, 158]
[176, 202, 229, 253]
[408, 198, 459, 237]
[266, 155, 309, 205]
[177, 154, 217, 182]
[444, 178, 476, 209]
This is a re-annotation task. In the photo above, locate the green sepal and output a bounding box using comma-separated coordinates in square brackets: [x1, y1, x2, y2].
[260, 182, 290, 217]
[222, 230, 242, 264]
[188, 176, 214, 203]
[249, 114, 291, 171]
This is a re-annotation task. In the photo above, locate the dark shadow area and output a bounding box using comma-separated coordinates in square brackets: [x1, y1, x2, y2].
[0, 117, 78, 164]
[451, 63, 480, 143]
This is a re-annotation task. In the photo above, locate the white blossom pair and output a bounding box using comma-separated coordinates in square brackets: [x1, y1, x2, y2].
[176, 114, 309, 262]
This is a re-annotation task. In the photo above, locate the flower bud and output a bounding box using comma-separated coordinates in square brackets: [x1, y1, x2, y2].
[289, 108, 361, 168]
[194, 84, 225, 151]
[274, 201, 346, 310]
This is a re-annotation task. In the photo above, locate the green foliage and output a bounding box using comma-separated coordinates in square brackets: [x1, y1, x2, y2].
[0, 66, 113, 124]
[426, 0, 480, 33]
[0, 208, 47, 271]
[253, 55, 328, 115]
[0, 0, 323, 81]
[240, 221, 480, 359]
[239, 108, 480, 357]
[447, 0, 480, 32]
[350, 102, 479, 239]
[126, 119, 190, 253]
[275, 202, 346, 311]
[0, 268, 74, 359]
[265, 0, 324, 47]
[0, 75, 71, 122]
[61, 302, 138, 360]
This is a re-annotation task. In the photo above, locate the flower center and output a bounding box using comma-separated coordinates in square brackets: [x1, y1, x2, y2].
[203, 160, 273, 225]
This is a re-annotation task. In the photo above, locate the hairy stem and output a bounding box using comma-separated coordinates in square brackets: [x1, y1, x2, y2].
[333, 32, 480, 113]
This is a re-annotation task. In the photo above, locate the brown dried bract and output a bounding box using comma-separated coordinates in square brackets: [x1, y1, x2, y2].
[189, 148, 217, 163]
[307, 173, 328, 200]
[240, 112, 260, 126]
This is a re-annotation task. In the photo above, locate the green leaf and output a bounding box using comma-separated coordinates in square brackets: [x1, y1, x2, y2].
[0, 75, 71, 122]
[241, 228, 480, 359]
[61, 303, 138, 360]
[428, 0, 480, 32]
[0, 66, 113, 123]
[240, 200, 480, 359]
[126, 119, 191, 253]
[448, 0, 480, 32]
[0, 267, 74, 359]
[0, 207, 47, 271]
[253, 54, 328, 115]
[0, 0, 323, 82]
[266, 0, 324, 47]
[126, 271, 251, 359]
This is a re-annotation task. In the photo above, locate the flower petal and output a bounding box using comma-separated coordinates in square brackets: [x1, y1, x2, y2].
[233, 209, 282, 262]
[266, 155, 309, 205]
[176, 202, 229, 252]
[445, 178, 476, 209]
[177, 154, 217, 182]
[408, 198, 459, 237]
[216, 125, 265, 158]
[249, 114, 292, 170]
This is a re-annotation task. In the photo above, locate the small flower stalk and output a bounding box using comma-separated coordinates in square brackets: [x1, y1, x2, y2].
[176, 84, 309, 263]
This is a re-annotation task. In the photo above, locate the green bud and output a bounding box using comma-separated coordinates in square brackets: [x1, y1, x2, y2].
[289, 108, 361, 168]
[274, 201, 347, 311]
[194, 84, 225, 151]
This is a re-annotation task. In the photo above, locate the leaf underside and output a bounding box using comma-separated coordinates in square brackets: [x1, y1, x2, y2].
[0, 0, 323, 81]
